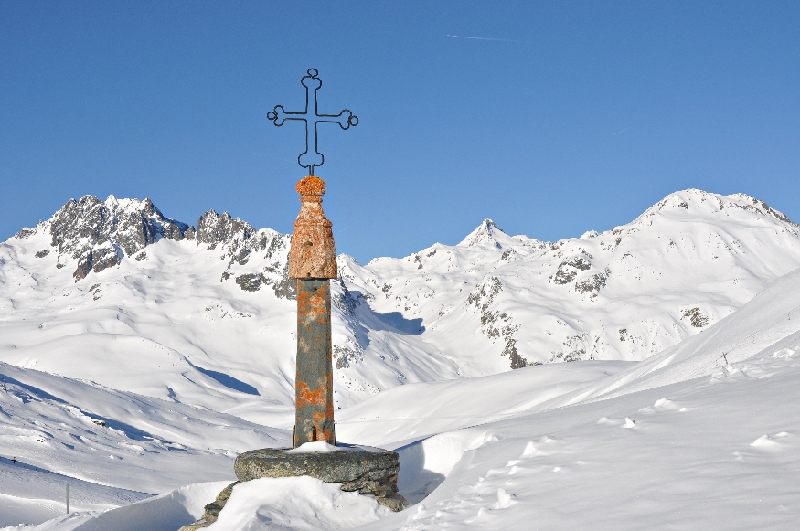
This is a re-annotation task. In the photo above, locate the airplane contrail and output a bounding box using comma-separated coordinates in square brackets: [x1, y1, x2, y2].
[447, 35, 520, 43]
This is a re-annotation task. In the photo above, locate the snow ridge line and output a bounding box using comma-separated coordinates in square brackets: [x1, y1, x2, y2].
[611, 301, 800, 399]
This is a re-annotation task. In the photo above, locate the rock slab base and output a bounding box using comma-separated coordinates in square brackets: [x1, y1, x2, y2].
[235, 447, 407, 511]
[180, 447, 407, 530]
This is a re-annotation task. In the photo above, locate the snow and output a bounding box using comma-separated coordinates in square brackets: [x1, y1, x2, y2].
[203, 477, 389, 530]
[337, 361, 631, 446]
[11, 482, 229, 531]
[2, 189, 800, 529]
[0, 361, 285, 495]
[285, 442, 382, 453]
[0, 458, 148, 527]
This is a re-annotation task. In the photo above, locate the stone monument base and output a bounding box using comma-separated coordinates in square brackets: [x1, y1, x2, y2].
[180, 445, 408, 530]
[235, 446, 408, 511]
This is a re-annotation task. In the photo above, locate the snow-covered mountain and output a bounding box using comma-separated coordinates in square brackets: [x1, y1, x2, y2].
[7, 205, 800, 531]
[3, 189, 800, 411]
[341, 189, 800, 373]
[2, 188, 800, 529]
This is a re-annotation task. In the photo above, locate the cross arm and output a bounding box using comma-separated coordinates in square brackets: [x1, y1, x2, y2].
[267, 105, 308, 127]
[316, 110, 359, 130]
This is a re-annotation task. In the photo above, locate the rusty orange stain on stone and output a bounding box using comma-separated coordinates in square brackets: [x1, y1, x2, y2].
[289, 176, 337, 279]
[296, 381, 326, 408]
[296, 175, 325, 197]
[296, 283, 328, 327]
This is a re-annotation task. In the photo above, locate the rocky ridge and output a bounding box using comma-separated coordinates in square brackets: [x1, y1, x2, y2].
[17, 195, 192, 281]
[195, 209, 294, 300]
[15, 195, 295, 299]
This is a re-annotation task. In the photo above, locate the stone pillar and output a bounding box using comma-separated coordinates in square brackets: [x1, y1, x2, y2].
[289, 176, 337, 448]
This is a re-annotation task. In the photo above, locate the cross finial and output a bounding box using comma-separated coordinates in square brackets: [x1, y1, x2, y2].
[267, 69, 358, 176]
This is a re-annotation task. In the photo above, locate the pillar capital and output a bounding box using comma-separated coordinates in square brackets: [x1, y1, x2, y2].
[288, 176, 337, 280]
[295, 175, 326, 199]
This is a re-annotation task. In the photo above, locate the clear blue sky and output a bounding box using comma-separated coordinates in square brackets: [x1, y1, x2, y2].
[2, 2, 798, 264]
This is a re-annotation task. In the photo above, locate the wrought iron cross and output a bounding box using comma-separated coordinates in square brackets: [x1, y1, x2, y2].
[267, 69, 358, 176]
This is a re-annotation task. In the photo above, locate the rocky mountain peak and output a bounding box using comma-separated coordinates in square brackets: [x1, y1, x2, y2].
[196, 209, 256, 250]
[458, 219, 517, 249]
[12, 196, 295, 294]
[18, 195, 193, 281]
[195, 209, 283, 265]
[193, 209, 293, 297]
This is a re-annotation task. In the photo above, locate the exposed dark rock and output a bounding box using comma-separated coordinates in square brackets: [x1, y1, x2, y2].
[267, 273, 296, 300]
[334, 345, 362, 369]
[500, 249, 516, 261]
[552, 255, 593, 285]
[71, 247, 121, 281]
[562, 256, 592, 271]
[504, 339, 528, 369]
[72, 253, 93, 281]
[15, 228, 37, 239]
[196, 210, 256, 256]
[332, 283, 363, 317]
[91, 247, 122, 273]
[45, 195, 191, 281]
[17, 195, 294, 295]
[90, 284, 102, 301]
[234, 447, 408, 512]
[467, 277, 526, 368]
[553, 269, 577, 284]
[682, 307, 709, 327]
[467, 276, 502, 312]
[575, 270, 610, 296]
[235, 273, 264, 292]
[196, 210, 294, 299]
[560, 333, 589, 361]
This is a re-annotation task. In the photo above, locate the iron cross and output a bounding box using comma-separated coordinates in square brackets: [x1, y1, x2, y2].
[267, 69, 358, 176]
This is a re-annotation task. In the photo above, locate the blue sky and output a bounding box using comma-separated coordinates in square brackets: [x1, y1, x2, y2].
[1, 2, 798, 264]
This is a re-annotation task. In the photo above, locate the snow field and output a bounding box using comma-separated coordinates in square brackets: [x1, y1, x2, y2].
[2, 189, 800, 529]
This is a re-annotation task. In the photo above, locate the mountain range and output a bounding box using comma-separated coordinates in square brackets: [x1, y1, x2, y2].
[4, 189, 799, 408]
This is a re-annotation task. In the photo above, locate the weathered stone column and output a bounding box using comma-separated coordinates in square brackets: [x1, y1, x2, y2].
[289, 175, 337, 448]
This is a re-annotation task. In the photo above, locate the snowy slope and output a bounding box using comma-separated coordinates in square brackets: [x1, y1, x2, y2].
[344, 264, 800, 530]
[201, 259, 800, 530]
[3, 188, 800, 529]
[341, 189, 800, 374]
[0, 358, 287, 527]
[20, 260, 800, 530]
[0, 362, 286, 493]
[555, 262, 800, 404]
[0, 197, 459, 418]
